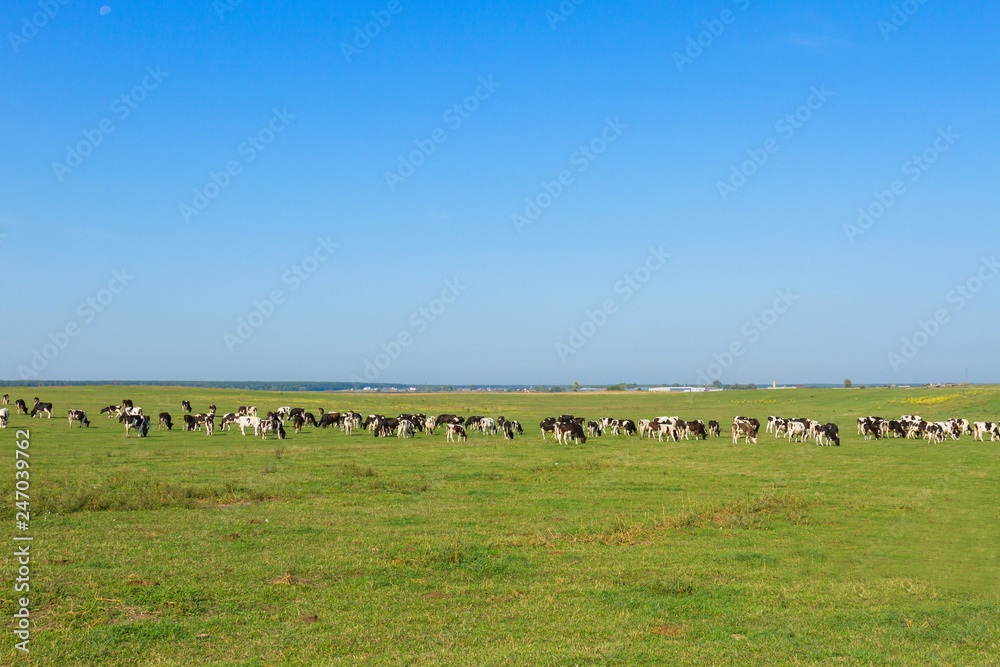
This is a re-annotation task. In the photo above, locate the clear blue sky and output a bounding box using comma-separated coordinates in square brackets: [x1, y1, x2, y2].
[3, 0, 999, 385]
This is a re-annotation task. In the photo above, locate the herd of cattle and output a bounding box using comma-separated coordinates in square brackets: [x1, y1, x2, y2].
[2, 393, 999, 447]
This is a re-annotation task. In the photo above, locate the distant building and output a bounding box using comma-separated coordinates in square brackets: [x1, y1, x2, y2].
[647, 386, 713, 393]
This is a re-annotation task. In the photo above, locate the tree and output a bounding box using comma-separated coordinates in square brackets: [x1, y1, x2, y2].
[844, 379, 853, 388]
[573, 381, 580, 392]
[712, 380, 723, 389]
[606, 384, 626, 391]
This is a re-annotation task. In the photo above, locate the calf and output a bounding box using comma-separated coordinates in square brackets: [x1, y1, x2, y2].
[554, 422, 587, 444]
[733, 421, 758, 444]
[259, 417, 286, 440]
[159, 412, 174, 430]
[120, 413, 150, 438]
[291, 415, 306, 433]
[708, 420, 720, 437]
[100, 405, 123, 419]
[182, 400, 192, 413]
[216, 413, 237, 431]
[972, 422, 996, 442]
[30, 400, 53, 418]
[68, 409, 90, 428]
[0, 408, 8, 429]
[14, 399, 27, 415]
[446, 423, 467, 442]
[816, 423, 840, 446]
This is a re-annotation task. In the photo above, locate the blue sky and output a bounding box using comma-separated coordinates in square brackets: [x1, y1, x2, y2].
[2, 0, 999, 385]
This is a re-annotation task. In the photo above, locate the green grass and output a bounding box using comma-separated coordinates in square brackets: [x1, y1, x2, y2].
[2, 385, 1000, 665]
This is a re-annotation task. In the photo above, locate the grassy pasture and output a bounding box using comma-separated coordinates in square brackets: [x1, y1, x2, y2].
[2, 385, 1000, 665]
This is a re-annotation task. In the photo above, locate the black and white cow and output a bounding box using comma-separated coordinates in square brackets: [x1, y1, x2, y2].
[218, 413, 238, 431]
[733, 420, 758, 444]
[120, 413, 150, 438]
[816, 423, 840, 446]
[0, 408, 9, 429]
[30, 399, 53, 418]
[446, 423, 467, 442]
[2, 394, 7, 405]
[14, 399, 28, 415]
[68, 409, 90, 428]
[708, 420, 721, 437]
[100, 405, 122, 419]
[972, 421, 997, 442]
[554, 422, 587, 444]
[259, 417, 286, 440]
[158, 412, 173, 430]
[182, 400, 192, 413]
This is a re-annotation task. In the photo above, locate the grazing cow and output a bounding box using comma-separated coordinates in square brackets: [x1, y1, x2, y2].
[276, 407, 292, 421]
[397, 419, 415, 438]
[317, 412, 343, 429]
[708, 420, 720, 437]
[341, 417, 353, 435]
[100, 405, 123, 419]
[159, 412, 174, 430]
[291, 415, 305, 433]
[501, 420, 515, 440]
[120, 414, 150, 438]
[2, 394, 7, 404]
[204, 415, 215, 436]
[733, 421, 758, 444]
[480, 417, 496, 435]
[766, 416, 778, 434]
[14, 399, 28, 415]
[511, 420, 523, 435]
[182, 400, 192, 413]
[861, 419, 882, 441]
[0, 408, 8, 429]
[436, 414, 464, 427]
[816, 423, 840, 446]
[425, 416, 438, 435]
[68, 409, 90, 428]
[446, 423, 467, 442]
[465, 416, 483, 430]
[554, 422, 587, 445]
[182, 414, 199, 431]
[587, 420, 602, 437]
[924, 423, 946, 444]
[216, 413, 236, 431]
[260, 417, 285, 440]
[787, 421, 808, 443]
[540, 418, 556, 439]
[686, 420, 708, 440]
[30, 400, 53, 418]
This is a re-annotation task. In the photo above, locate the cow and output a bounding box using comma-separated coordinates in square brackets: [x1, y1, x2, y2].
[436, 414, 464, 427]
[236, 415, 262, 436]
[540, 418, 557, 439]
[182, 400, 192, 413]
[425, 416, 438, 435]
[973, 422, 997, 442]
[480, 417, 496, 435]
[500, 420, 515, 440]
[465, 416, 483, 430]
[861, 419, 882, 441]
[100, 405, 122, 419]
[685, 420, 708, 440]
[182, 414, 199, 431]
[14, 399, 27, 415]
[446, 423, 467, 442]
[708, 420, 720, 437]
[68, 409, 90, 428]
[733, 420, 758, 444]
[317, 412, 342, 429]
[158, 412, 174, 430]
[120, 413, 150, 438]
[397, 419, 415, 438]
[124, 405, 143, 417]
[554, 422, 587, 444]
[2, 394, 7, 405]
[259, 417, 285, 440]
[291, 414, 306, 433]
[276, 407, 292, 421]
[122, 399, 134, 411]
[30, 400, 53, 418]
[0, 408, 8, 429]
[204, 415, 215, 436]
[816, 423, 840, 446]
[587, 420, 602, 437]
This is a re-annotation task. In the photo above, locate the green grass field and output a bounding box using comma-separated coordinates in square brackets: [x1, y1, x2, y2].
[2, 385, 1000, 665]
